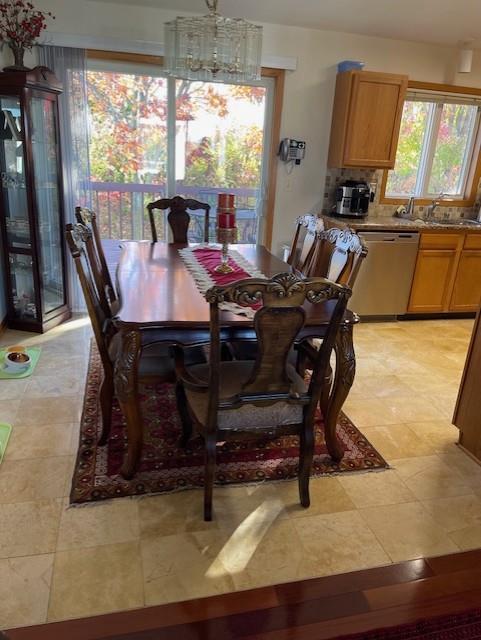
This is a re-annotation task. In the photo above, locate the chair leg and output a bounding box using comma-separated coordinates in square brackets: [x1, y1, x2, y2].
[298, 423, 315, 508]
[204, 434, 216, 521]
[175, 382, 193, 447]
[98, 373, 114, 446]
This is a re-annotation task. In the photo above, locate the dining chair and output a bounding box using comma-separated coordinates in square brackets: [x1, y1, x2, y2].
[174, 272, 351, 521]
[146, 195, 211, 244]
[286, 214, 325, 274]
[75, 206, 118, 313]
[308, 227, 368, 286]
[295, 226, 368, 377]
[65, 222, 177, 448]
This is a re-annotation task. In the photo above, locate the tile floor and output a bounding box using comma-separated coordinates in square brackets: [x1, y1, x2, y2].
[1, 316, 480, 629]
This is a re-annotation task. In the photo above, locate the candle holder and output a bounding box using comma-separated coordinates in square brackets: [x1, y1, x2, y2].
[215, 227, 237, 273]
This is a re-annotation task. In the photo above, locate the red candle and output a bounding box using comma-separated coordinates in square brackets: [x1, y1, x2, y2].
[217, 212, 236, 228]
[218, 193, 235, 209]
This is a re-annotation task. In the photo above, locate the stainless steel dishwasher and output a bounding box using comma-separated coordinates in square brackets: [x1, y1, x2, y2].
[348, 230, 420, 317]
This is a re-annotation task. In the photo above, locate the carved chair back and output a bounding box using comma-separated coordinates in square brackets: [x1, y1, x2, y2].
[204, 273, 351, 432]
[75, 207, 117, 306]
[65, 223, 113, 373]
[286, 214, 325, 275]
[146, 196, 211, 244]
[308, 227, 368, 287]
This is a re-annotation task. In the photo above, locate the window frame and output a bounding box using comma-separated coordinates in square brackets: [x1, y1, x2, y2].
[380, 80, 481, 208]
[86, 49, 285, 249]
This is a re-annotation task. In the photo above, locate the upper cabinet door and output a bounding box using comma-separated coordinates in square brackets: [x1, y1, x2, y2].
[328, 71, 408, 169]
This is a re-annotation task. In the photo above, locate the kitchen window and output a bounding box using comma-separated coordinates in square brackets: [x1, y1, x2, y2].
[382, 86, 481, 205]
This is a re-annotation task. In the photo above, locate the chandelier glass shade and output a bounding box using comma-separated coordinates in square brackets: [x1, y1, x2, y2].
[163, 0, 263, 83]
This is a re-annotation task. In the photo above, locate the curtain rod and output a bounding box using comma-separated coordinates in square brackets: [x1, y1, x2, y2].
[40, 32, 298, 71]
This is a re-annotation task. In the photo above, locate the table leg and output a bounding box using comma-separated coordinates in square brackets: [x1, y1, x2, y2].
[114, 329, 142, 479]
[324, 322, 356, 462]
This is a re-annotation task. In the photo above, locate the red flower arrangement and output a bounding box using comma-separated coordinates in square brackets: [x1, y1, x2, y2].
[0, 0, 54, 70]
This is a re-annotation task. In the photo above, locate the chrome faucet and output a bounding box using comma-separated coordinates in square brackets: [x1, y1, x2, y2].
[406, 196, 415, 218]
[427, 193, 447, 219]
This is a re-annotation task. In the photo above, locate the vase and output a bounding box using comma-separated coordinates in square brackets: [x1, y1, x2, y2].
[3, 45, 30, 72]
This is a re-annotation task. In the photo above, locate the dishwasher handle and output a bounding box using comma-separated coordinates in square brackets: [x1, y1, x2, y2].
[359, 231, 420, 244]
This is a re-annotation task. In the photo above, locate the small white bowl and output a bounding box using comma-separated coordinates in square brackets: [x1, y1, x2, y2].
[5, 351, 31, 372]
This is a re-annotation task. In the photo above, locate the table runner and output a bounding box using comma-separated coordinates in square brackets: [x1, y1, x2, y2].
[178, 245, 266, 318]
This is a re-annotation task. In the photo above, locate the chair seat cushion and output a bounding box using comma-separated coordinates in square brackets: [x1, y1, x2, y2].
[184, 361, 307, 431]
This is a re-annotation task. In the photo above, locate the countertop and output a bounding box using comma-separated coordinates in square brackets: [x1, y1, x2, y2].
[320, 213, 481, 233]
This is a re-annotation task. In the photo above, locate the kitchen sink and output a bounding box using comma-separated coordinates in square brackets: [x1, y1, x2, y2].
[429, 219, 481, 227]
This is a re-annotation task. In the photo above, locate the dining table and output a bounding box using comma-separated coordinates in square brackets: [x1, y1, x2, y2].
[111, 241, 358, 478]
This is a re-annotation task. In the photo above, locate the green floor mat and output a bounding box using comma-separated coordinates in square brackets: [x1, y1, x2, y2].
[0, 423, 12, 464]
[0, 347, 41, 379]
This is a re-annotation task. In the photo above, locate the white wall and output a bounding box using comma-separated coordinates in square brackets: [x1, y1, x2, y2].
[4, 0, 481, 256]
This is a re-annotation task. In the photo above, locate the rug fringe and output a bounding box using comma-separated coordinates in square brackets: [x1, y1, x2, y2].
[68, 464, 392, 508]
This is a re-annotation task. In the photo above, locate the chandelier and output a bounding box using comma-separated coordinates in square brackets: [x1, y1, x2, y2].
[163, 0, 263, 83]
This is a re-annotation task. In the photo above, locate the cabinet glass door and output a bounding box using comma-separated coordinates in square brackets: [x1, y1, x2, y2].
[9, 253, 37, 320]
[0, 96, 31, 250]
[31, 96, 64, 314]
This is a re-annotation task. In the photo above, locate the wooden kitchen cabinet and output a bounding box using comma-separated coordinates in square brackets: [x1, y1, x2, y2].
[408, 230, 481, 314]
[450, 250, 481, 312]
[408, 249, 458, 313]
[327, 70, 408, 169]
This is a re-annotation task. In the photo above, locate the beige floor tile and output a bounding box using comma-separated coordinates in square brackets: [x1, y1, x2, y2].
[342, 398, 401, 428]
[0, 379, 28, 401]
[57, 499, 140, 552]
[407, 420, 459, 455]
[338, 470, 415, 508]
[0, 457, 72, 504]
[139, 490, 220, 537]
[392, 455, 472, 500]
[0, 399, 19, 426]
[351, 358, 393, 378]
[0, 499, 62, 558]
[5, 423, 74, 460]
[439, 448, 481, 488]
[361, 425, 436, 460]
[274, 476, 356, 517]
[398, 374, 459, 398]
[0, 554, 54, 629]
[429, 394, 457, 419]
[229, 519, 309, 590]
[359, 502, 459, 562]
[33, 354, 88, 378]
[349, 375, 415, 399]
[214, 483, 289, 529]
[381, 397, 447, 424]
[421, 494, 481, 551]
[48, 542, 144, 622]
[16, 396, 82, 426]
[26, 375, 82, 398]
[141, 529, 235, 606]
[293, 510, 390, 577]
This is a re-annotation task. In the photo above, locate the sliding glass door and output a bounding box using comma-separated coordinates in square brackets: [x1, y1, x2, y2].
[86, 59, 273, 244]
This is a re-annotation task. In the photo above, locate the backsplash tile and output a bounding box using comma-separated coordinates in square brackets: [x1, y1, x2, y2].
[322, 168, 481, 220]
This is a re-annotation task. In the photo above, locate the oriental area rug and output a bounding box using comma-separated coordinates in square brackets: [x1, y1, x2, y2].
[70, 346, 388, 504]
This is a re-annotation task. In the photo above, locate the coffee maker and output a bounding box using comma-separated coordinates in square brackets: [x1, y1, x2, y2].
[335, 180, 370, 218]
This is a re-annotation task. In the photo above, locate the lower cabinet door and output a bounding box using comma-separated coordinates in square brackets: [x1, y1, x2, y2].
[450, 250, 481, 312]
[408, 249, 457, 313]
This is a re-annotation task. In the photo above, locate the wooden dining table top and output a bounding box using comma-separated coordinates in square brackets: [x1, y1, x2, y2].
[114, 241, 356, 329]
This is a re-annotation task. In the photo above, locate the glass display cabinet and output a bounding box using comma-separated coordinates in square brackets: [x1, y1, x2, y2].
[0, 67, 70, 332]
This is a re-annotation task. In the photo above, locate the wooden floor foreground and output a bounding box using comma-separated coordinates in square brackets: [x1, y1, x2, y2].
[5, 548, 481, 640]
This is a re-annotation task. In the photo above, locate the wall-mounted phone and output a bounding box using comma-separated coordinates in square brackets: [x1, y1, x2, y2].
[278, 138, 306, 165]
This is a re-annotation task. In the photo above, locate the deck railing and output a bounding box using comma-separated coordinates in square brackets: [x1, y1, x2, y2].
[85, 182, 259, 243]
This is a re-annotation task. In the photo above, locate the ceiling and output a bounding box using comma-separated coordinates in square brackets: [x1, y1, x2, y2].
[97, 0, 481, 48]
